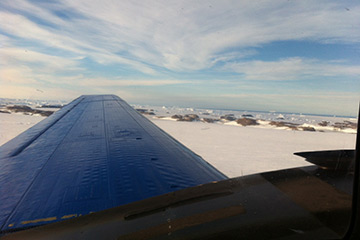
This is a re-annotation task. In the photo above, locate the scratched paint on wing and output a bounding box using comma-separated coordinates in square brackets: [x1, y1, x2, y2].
[21, 217, 57, 225]
[61, 214, 78, 219]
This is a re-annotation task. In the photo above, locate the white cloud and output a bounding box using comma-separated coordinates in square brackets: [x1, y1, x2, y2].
[1, 0, 359, 115]
[88, 52, 157, 75]
[0, 84, 82, 100]
[0, 34, 11, 47]
[0, 11, 83, 54]
[222, 92, 360, 101]
[0, 48, 84, 86]
[0, 66, 38, 84]
[219, 91, 360, 116]
[223, 57, 360, 81]
[77, 78, 190, 87]
[1, 0, 67, 26]
[2, 0, 359, 73]
[1, 48, 80, 71]
[0, 10, 157, 75]
[62, 0, 359, 71]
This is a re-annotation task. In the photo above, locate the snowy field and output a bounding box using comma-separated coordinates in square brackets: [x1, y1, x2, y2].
[0, 113, 46, 146]
[0, 101, 357, 178]
[135, 104, 357, 177]
[149, 118, 355, 177]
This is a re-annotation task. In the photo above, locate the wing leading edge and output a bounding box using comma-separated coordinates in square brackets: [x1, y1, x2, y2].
[0, 95, 226, 232]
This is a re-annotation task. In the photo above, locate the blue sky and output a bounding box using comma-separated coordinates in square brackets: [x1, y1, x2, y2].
[0, 0, 359, 116]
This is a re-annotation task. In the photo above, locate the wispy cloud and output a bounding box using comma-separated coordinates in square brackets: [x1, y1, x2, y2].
[1, 0, 359, 115]
[0, 9, 157, 75]
[77, 78, 191, 87]
[1, 48, 80, 70]
[223, 57, 360, 81]
[0, 47, 83, 86]
[222, 92, 360, 101]
[219, 91, 360, 115]
[1, 0, 359, 73]
[61, 0, 360, 71]
[0, 66, 38, 84]
[0, 84, 83, 100]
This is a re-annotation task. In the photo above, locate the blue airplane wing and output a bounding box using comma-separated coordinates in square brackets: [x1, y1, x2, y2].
[0, 95, 227, 232]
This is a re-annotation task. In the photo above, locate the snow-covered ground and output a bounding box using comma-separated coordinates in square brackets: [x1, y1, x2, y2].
[0, 113, 46, 146]
[0, 101, 357, 178]
[149, 118, 355, 177]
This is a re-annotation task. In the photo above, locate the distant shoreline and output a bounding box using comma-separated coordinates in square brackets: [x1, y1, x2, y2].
[0, 98, 356, 119]
[130, 103, 358, 119]
[130, 104, 358, 134]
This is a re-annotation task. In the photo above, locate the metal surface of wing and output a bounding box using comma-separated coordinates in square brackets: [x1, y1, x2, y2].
[0, 95, 226, 232]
